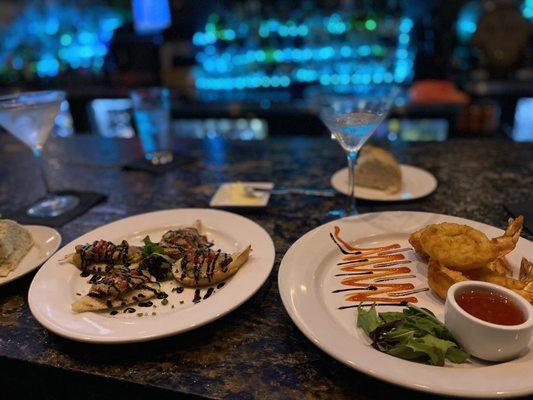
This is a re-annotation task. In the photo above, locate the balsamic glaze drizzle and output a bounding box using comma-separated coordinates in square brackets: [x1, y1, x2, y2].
[334, 272, 373, 277]
[193, 289, 202, 303]
[337, 258, 369, 266]
[203, 287, 215, 299]
[332, 286, 378, 293]
[338, 301, 409, 310]
[329, 232, 362, 255]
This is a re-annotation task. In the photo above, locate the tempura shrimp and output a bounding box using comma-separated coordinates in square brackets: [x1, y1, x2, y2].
[419, 223, 498, 271]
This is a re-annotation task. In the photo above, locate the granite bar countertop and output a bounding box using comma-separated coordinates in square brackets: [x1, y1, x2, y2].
[0, 134, 532, 399]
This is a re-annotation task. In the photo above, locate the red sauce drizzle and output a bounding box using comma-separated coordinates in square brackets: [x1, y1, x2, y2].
[333, 226, 424, 304]
[341, 267, 412, 280]
[334, 226, 401, 253]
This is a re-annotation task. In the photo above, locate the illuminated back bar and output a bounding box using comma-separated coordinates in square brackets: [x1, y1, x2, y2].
[192, 2, 415, 92]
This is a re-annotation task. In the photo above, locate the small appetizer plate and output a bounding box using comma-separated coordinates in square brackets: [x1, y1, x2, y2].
[29, 208, 275, 344]
[0, 225, 61, 286]
[210, 182, 274, 208]
[330, 165, 437, 201]
[278, 211, 533, 398]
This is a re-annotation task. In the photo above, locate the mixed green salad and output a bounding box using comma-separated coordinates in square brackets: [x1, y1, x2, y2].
[357, 304, 469, 366]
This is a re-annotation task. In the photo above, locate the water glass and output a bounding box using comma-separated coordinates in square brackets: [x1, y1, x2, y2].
[130, 87, 173, 165]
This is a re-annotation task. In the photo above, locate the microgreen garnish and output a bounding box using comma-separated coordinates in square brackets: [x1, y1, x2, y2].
[142, 236, 165, 256]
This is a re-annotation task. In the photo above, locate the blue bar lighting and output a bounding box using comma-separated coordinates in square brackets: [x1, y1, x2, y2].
[132, 0, 171, 35]
[0, 2, 124, 80]
[192, 9, 416, 91]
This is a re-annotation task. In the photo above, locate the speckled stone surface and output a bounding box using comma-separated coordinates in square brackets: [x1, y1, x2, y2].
[0, 133, 532, 399]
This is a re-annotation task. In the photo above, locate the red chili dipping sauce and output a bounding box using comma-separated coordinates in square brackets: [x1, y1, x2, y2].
[455, 290, 526, 326]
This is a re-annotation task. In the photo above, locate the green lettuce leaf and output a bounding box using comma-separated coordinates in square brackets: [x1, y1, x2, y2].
[357, 304, 382, 335]
[356, 303, 470, 366]
[378, 311, 405, 323]
[382, 327, 416, 344]
[385, 344, 427, 361]
[446, 346, 470, 363]
[405, 339, 445, 366]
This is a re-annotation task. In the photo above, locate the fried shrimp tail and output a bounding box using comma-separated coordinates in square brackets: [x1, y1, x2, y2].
[427, 259, 533, 303]
[491, 216, 523, 258]
[486, 257, 513, 276]
[519, 258, 533, 283]
[465, 266, 533, 303]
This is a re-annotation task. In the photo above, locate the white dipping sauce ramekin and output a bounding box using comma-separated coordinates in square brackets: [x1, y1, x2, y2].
[445, 281, 533, 362]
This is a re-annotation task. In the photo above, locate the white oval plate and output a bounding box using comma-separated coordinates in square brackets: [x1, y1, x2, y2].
[29, 208, 275, 343]
[0, 225, 61, 286]
[331, 165, 437, 201]
[279, 211, 533, 398]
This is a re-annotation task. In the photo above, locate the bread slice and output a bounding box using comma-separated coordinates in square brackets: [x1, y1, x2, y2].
[0, 220, 33, 277]
[354, 145, 402, 193]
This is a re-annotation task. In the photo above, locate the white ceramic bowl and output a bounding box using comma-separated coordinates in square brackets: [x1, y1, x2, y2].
[445, 281, 533, 362]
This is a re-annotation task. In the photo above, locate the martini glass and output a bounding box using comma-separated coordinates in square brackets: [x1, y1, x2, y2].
[0, 91, 79, 217]
[319, 87, 398, 217]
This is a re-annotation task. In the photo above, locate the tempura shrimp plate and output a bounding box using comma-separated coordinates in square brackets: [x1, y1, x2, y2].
[409, 216, 533, 303]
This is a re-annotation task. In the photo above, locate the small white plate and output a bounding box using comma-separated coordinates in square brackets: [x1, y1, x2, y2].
[331, 165, 437, 201]
[278, 211, 533, 398]
[210, 182, 273, 208]
[29, 208, 275, 344]
[0, 225, 61, 286]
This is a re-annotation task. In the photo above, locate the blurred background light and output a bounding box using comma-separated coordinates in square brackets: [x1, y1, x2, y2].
[132, 0, 171, 35]
[191, 5, 416, 91]
[456, 1, 480, 43]
[512, 98, 533, 141]
[0, 0, 124, 82]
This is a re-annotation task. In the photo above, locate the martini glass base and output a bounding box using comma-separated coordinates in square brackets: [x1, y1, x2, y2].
[27, 194, 80, 218]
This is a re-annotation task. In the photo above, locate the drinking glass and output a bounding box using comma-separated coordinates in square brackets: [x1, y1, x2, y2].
[0, 90, 79, 217]
[319, 86, 398, 217]
[130, 87, 173, 165]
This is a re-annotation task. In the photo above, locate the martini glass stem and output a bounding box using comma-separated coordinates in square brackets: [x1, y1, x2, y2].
[33, 147, 52, 198]
[346, 150, 358, 214]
